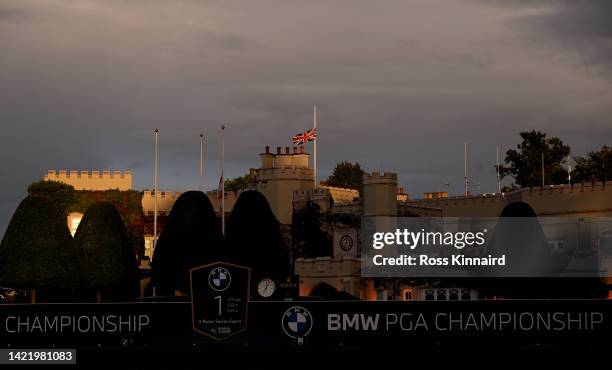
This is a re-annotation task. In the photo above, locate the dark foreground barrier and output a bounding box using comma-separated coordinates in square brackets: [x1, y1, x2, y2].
[0, 300, 609, 350]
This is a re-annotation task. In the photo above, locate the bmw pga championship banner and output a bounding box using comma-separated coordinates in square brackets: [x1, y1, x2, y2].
[0, 298, 610, 349]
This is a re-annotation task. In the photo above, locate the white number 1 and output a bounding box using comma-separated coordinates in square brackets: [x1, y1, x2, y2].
[215, 295, 222, 316]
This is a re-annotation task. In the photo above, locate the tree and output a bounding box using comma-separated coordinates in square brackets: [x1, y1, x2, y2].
[572, 145, 612, 183]
[325, 161, 364, 190]
[74, 202, 139, 302]
[224, 174, 255, 193]
[72, 190, 145, 259]
[292, 202, 332, 259]
[151, 191, 223, 296]
[26, 182, 145, 259]
[27, 180, 76, 216]
[498, 131, 570, 188]
[226, 191, 290, 281]
[0, 196, 79, 302]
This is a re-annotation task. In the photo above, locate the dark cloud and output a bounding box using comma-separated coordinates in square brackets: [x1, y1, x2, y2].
[1, 0, 611, 234]
[487, 0, 612, 78]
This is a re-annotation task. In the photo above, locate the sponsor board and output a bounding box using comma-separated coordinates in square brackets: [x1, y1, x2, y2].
[0, 300, 609, 349]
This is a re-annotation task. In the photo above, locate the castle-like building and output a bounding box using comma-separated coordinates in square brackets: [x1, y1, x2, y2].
[294, 173, 612, 301]
[43, 147, 612, 301]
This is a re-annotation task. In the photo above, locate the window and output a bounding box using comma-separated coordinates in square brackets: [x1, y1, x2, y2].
[68, 213, 83, 237]
[403, 289, 413, 301]
[377, 290, 395, 301]
[448, 289, 459, 301]
[424, 289, 435, 301]
[461, 289, 471, 300]
[385, 290, 395, 301]
[436, 289, 447, 301]
[548, 239, 565, 253]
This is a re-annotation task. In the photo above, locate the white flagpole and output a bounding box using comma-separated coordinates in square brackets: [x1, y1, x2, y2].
[313, 105, 317, 188]
[199, 133, 204, 191]
[496, 145, 501, 193]
[464, 142, 468, 196]
[567, 155, 572, 186]
[221, 125, 225, 236]
[153, 128, 159, 253]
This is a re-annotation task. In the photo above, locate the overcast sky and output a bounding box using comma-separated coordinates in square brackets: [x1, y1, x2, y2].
[1, 0, 612, 234]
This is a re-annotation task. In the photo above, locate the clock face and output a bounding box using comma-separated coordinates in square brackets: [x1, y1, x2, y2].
[257, 278, 276, 298]
[339, 235, 354, 252]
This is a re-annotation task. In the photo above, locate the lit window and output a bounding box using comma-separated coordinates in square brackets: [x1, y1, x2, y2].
[68, 213, 83, 236]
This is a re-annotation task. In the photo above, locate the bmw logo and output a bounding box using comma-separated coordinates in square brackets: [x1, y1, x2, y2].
[208, 267, 232, 292]
[281, 306, 313, 339]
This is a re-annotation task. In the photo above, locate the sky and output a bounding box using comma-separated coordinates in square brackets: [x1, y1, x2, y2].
[1, 0, 612, 235]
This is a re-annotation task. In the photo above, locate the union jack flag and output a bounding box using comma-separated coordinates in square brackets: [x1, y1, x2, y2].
[292, 128, 317, 145]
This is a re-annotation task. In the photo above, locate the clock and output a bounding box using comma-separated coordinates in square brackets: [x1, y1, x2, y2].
[339, 235, 354, 252]
[257, 278, 276, 298]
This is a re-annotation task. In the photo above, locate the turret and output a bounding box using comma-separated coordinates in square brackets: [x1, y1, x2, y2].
[362, 172, 398, 217]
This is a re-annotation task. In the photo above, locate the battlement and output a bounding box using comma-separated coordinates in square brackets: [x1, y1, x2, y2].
[294, 256, 361, 278]
[363, 171, 397, 182]
[330, 201, 361, 215]
[256, 167, 314, 179]
[293, 188, 330, 197]
[142, 190, 182, 199]
[259, 146, 310, 170]
[293, 188, 332, 213]
[319, 184, 360, 204]
[404, 181, 612, 217]
[44, 169, 132, 191]
[142, 190, 182, 215]
[405, 192, 505, 208]
[516, 181, 610, 196]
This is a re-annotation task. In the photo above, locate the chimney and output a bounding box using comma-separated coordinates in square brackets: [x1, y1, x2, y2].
[265, 146, 270, 154]
[300, 146, 305, 154]
[276, 147, 281, 155]
[285, 147, 290, 155]
[293, 146, 298, 154]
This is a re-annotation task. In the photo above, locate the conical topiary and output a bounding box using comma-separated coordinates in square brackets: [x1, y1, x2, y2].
[226, 191, 290, 281]
[0, 196, 78, 302]
[151, 191, 224, 295]
[74, 202, 139, 302]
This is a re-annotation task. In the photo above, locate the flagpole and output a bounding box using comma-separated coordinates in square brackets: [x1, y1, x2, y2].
[313, 105, 317, 188]
[221, 125, 225, 236]
[199, 133, 204, 192]
[496, 145, 501, 193]
[567, 156, 572, 186]
[153, 128, 159, 254]
[464, 142, 468, 196]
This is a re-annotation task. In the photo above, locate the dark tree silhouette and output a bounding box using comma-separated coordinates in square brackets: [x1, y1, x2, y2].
[226, 191, 290, 281]
[74, 202, 139, 302]
[292, 202, 332, 258]
[151, 191, 224, 295]
[573, 145, 612, 183]
[498, 131, 570, 188]
[325, 161, 364, 190]
[27, 180, 76, 216]
[0, 196, 79, 302]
